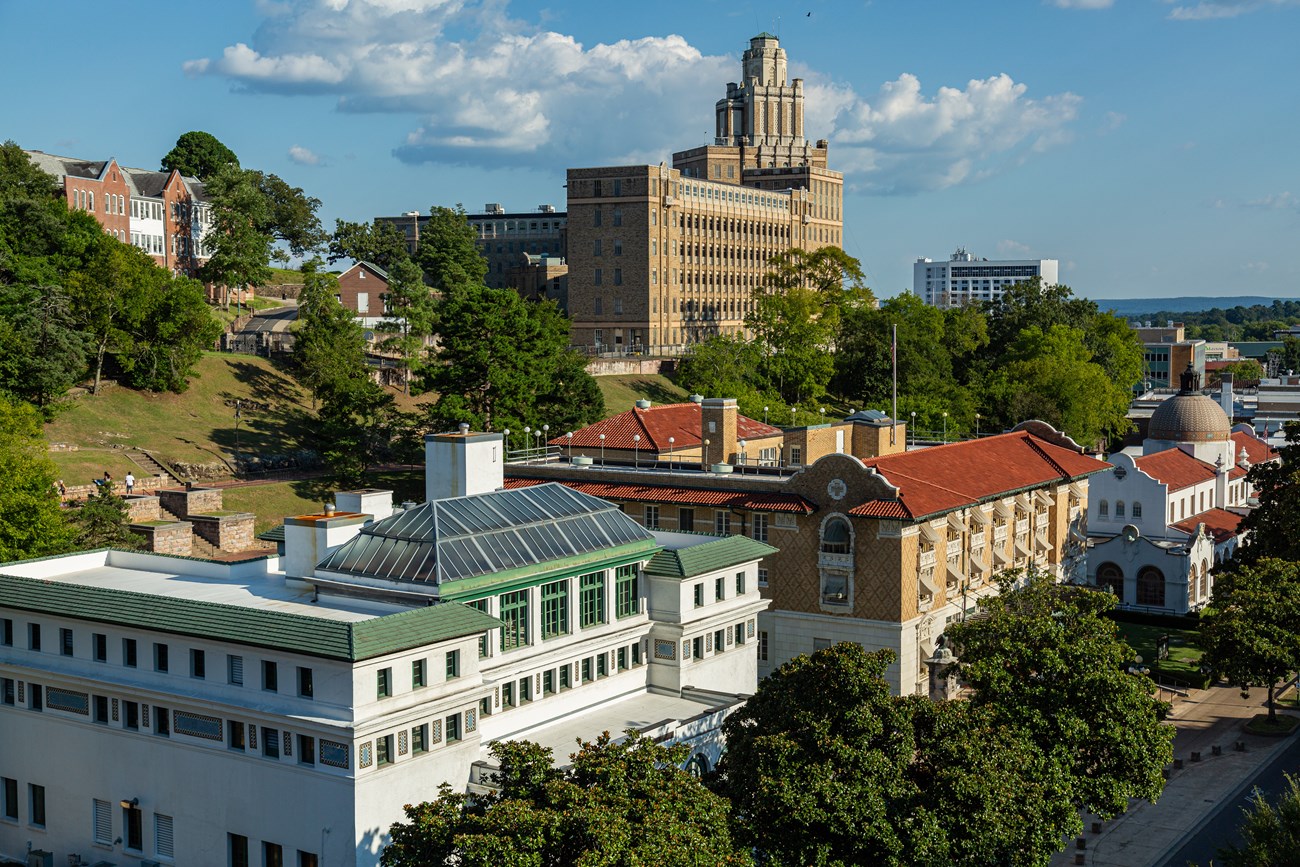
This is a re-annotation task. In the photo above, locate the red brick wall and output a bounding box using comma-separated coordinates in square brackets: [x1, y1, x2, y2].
[336, 264, 388, 314]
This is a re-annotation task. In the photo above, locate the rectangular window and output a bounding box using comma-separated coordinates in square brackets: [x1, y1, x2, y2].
[519, 676, 532, 703]
[596, 654, 608, 677]
[543, 670, 555, 694]
[759, 631, 769, 661]
[541, 580, 569, 638]
[1, 618, 10, 646]
[594, 268, 602, 286]
[29, 684, 42, 712]
[715, 576, 725, 602]
[644, 505, 660, 529]
[262, 727, 280, 759]
[632, 641, 642, 665]
[93, 694, 108, 723]
[191, 648, 206, 679]
[412, 658, 426, 688]
[121, 804, 143, 852]
[579, 571, 606, 627]
[297, 666, 313, 698]
[714, 511, 731, 535]
[60, 628, 74, 656]
[298, 734, 315, 765]
[263, 841, 284, 867]
[581, 657, 592, 683]
[790, 446, 802, 466]
[614, 268, 623, 286]
[93, 798, 112, 843]
[693, 583, 705, 608]
[29, 784, 45, 827]
[123, 638, 137, 667]
[124, 700, 139, 730]
[615, 565, 640, 618]
[593, 208, 602, 227]
[413, 725, 428, 754]
[153, 642, 167, 671]
[593, 239, 602, 256]
[752, 514, 769, 543]
[155, 706, 170, 737]
[229, 721, 246, 751]
[377, 668, 392, 699]
[445, 650, 460, 679]
[446, 713, 461, 743]
[229, 654, 244, 685]
[502, 680, 515, 708]
[617, 647, 627, 670]
[2, 777, 17, 821]
[735, 623, 746, 645]
[156, 813, 175, 859]
[714, 629, 725, 653]
[693, 636, 704, 660]
[678, 508, 694, 530]
[29, 623, 40, 651]
[230, 833, 250, 867]
[613, 297, 623, 314]
[736, 571, 746, 595]
[262, 660, 277, 692]
[298, 852, 318, 867]
[559, 665, 571, 689]
[500, 590, 529, 650]
[468, 599, 490, 658]
[0, 677, 11, 705]
[376, 734, 393, 766]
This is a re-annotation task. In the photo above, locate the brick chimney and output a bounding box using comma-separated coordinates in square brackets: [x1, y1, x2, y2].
[701, 398, 738, 465]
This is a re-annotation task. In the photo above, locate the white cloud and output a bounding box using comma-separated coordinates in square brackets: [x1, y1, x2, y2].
[1049, 0, 1114, 8]
[288, 145, 322, 165]
[184, 0, 1080, 194]
[1246, 191, 1298, 210]
[1244, 260, 1270, 272]
[1168, 0, 1300, 19]
[997, 239, 1032, 256]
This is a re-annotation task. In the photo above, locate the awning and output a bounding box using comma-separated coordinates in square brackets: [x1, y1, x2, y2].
[1068, 482, 1086, 499]
[1034, 490, 1055, 508]
[946, 560, 965, 588]
[971, 554, 991, 574]
[947, 512, 966, 532]
[1015, 539, 1033, 560]
[993, 500, 1014, 520]
[993, 546, 1011, 566]
[970, 508, 990, 526]
[918, 523, 940, 544]
[1034, 533, 1052, 552]
[919, 573, 939, 601]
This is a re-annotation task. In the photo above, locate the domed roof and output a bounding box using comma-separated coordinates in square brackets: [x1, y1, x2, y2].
[1149, 364, 1231, 443]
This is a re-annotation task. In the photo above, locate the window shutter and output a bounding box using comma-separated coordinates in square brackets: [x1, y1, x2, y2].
[229, 655, 243, 685]
[155, 813, 174, 858]
[93, 799, 112, 844]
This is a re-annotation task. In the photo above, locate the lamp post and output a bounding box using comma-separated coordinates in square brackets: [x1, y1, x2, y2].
[633, 434, 641, 469]
[943, 411, 949, 443]
[739, 438, 746, 473]
[975, 412, 981, 438]
[504, 428, 511, 458]
[533, 428, 542, 456]
[791, 407, 797, 427]
[668, 436, 675, 471]
[763, 406, 769, 425]
[599, 433, 605, 466]
[523, 426, 531, 458]
[234, 399, 242, 476]
[566, 431, 573, 460]
[910, 412, 916, 448]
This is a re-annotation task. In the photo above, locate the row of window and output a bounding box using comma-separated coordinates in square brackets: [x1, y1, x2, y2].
[633, 505, 797, 538]
[230, 833, 317, 867]
[362, 709, 471, 771]
[470, 565, 641, 654]
[681, 621, 752, 660]
[0, 620, 314, 696]
[376, 649, 460, 699]
[1097, 499, 1144, 519]
[488, 641, 646, 717]
[693, 572, 748, 608]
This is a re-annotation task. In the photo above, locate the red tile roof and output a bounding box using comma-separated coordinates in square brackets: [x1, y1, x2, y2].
[1231, 430, 1277, 466]
[1134, 448, 1219, 491]
[1171, 507, 1245, 543]
[553, 403, 782, 452]
[849, 430, 1111, 521]
[503, 477, 814, 514]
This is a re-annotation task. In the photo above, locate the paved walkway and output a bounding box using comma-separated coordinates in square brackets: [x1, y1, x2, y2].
[1050, 682, 1298, 867]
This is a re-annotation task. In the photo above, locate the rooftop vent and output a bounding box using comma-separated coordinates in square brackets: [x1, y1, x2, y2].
[635, 399, 651, 410]
[458, 422, 470, 434]
[324, 503, 336, 516]
[690, 394, 704, 404]
[401, 500, 418, 511]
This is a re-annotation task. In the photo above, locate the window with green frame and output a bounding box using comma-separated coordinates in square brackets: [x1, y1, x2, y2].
[615, 565, 640, 618]
[467, 599, 490, 658]
[500, 590, 529, 651]
[541, 580, 569, 639]
[579, 571, 605, 627]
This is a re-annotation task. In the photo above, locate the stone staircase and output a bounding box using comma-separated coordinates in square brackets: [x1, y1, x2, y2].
[189, 535, 225, 560]
[125, 448, 182, 486]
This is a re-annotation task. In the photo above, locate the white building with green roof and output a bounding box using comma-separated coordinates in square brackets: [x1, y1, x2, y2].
[0, 427, 771, 867]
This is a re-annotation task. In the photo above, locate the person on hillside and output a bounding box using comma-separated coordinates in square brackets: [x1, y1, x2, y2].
[125, 472, 135, 494]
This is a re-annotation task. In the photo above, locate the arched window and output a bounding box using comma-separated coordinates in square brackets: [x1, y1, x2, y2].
[1132, 501, 1143, 518]
[821, 517, 851, 555]
[1098, 500, 1109, 518]
[1137, 566, 1166, 607]
[1096, 562, 1124, 599]
[1116, 501, 1126, 518]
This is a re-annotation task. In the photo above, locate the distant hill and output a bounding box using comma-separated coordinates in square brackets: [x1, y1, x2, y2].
[1084, 296, 1300, 318]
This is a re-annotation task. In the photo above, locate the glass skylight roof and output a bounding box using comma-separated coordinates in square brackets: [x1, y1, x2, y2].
[315, 483, 656, 585]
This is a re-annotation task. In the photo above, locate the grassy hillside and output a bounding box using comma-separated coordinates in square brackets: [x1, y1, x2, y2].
[223, 470, 425, 534]
[45, 353, 314, 484]
[596, 374, 688, 416]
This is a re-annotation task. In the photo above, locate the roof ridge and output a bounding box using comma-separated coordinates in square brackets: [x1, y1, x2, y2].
[1023, 435, 1070, 478]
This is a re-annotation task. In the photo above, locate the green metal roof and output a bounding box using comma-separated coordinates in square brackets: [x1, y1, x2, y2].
[644, 535, 777, 579]
[258, 524, 286, 543]
[0, 573, 500, 662]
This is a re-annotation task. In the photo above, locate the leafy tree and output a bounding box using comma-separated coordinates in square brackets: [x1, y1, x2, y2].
[293, 264, 360, 406]
[1199, 558, 1300, 726]
[1214, 773, 1300, 867]
[69, 487, 144, 550]
[328, 219, 412, 272]
[1208, 358, 1263, 385]
[160, 131, 239, 181]
[1272, 336, 1300, 376]
[0, 395, 74, 560]
[0, 283, 87, 415]
[381, 733, 752, 867]
[199, 166, 274, 307]
[427, 285, 603, 433]
[254, 172, 326, 257]
[375, 257, 437, 394]
[123, 276, 222, 393]
[412, 205, 488, 292]
[1237, 421, 1300, 563]
[945, 571, 1174, 820]
[713, 643, 1076, 867]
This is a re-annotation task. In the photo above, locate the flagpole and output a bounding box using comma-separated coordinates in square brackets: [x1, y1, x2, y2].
[891, 323, 898, 447]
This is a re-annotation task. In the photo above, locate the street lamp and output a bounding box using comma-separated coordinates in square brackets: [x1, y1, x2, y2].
[763, 406, 769, 425]
[633, 434, 641, 469]
[566, 431, 573, 460]
[504, 428, 511, 458]
[975, 412, 981, 438]
[739, 438, 746, 473]
[599, 433, 606, 466]
[943, 412, 949, 443]
[668, 436, 675, 471]
[523, 426, 531, 458]
[533, 427, 542, 456]
[910, 412, 917, 448]
[542, 424, 549, 458]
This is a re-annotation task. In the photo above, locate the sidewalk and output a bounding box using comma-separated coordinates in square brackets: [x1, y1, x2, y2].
[1049, 683, 1298, 867]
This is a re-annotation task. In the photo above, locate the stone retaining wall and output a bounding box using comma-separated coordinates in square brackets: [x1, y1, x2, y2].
[61, 475, 169, 502]
[189, 512, 255, 551]
[123, 495, 161, 522]
[158, 487, 223, 520]
[130, 522, 193, 557]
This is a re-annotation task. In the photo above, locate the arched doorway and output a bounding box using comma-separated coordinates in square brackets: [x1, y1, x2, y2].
[1096, 562, 1124, 600]
[1137, 566, 1166, 607]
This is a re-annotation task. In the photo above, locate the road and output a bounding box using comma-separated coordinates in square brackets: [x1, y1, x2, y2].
[1157, 732, 1300, 867]
[241, 302, 297, 333]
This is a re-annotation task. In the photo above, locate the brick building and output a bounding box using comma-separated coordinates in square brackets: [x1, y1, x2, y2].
[511, 406, 1108, 695]
[564, 34, 844, 354]
[334, 261, 390, 317]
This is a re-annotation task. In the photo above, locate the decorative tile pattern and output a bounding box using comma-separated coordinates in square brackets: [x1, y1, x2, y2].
[142, 705, 150, 727]
[747, 619, 756, 637]
[111, 696, 118, 721]
[47, 687, 89, 715]
[683, 640, 691, 659]
[249, 725, 257, 749]
[174, 711, 223, 741]
[654, 639, 676, 660]
[283, 731, 292, 756]
[359, 741, 373, 768]
[705, 633, 713, 653]
[398, 729, 409, 755]
[319, 739, 349, 768]
[465, 708, 477, 733]
[493, 687, 500, 708]
[17, 682, 25, 704]
[726, 628, 734, 646]
[430, 719, 443, 744]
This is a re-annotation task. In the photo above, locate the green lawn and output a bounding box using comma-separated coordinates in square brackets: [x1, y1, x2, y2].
[45, 353, 315, 478]
[596, 374, 688, 417]
[1115, 622, 1206, 686]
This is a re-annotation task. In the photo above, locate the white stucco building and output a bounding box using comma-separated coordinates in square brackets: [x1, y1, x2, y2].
[0, 428, 770, 867]
[914, 248, 1059, 308]
[1086, 365, 1277, 613]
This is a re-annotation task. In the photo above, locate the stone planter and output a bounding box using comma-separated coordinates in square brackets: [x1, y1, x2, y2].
[158, 486, 223, 520]
[130, 521, 193, 557]
[189, 511, 256, 551]
[123, 495, 161, 523]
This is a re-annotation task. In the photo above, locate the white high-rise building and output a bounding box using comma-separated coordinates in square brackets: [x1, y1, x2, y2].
[914, 248, 1059, 309]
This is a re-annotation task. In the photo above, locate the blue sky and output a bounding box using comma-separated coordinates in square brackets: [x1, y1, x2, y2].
[3, 0, 1298, 300]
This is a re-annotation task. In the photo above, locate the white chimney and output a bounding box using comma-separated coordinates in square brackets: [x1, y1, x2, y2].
[425, 428, 505, 502]
[1220, 373, 1234, 420]
[334, 488, 395, 520]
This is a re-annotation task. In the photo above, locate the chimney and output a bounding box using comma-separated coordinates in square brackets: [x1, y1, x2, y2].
[424, 428, 504, 502]
[701, 398, 738, 466]
[1220, 372, 1234, 420]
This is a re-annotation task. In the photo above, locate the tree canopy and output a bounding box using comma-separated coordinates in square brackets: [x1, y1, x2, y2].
[1214, 773, 1300, 867]
[160, 131, 240, 181]
[413, 205, 488, 292]
[1199, 558, 1300, 725]
[0, 395, 74, 560]
[381, 734, 752, 867]
[328, 219, 413, 273]
[1237, 421, 1300, 563]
